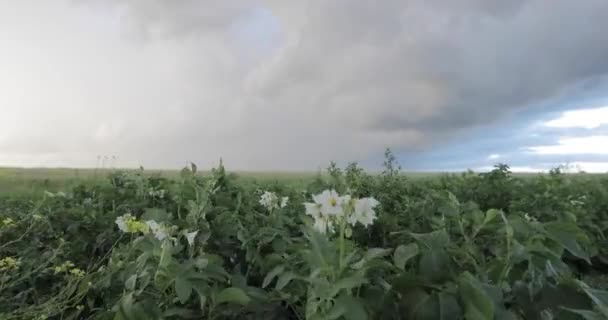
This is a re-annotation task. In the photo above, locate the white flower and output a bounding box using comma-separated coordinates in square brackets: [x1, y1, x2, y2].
[313, 190, 343, 216]
[154, 228, 169, 241]
[280, 197, 289, 208]
[185, 230, 198, 246]
[145, 220, 160, 233]
[115, 214, 131, 233]
[259, 191, 279, 211]
[304, 203, 322, 218]
[312, 216, 329, 234]
[145, 220, 169, 240]
[350, 197, 379, 227]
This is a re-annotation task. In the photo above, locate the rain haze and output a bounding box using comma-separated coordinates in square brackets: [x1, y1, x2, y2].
[2, 0, 608, 172]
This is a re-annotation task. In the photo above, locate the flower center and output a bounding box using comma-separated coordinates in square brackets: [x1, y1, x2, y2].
[330, 198, 337, 206]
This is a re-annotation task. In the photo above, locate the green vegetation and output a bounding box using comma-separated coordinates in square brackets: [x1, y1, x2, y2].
[1, 156, 608, 319]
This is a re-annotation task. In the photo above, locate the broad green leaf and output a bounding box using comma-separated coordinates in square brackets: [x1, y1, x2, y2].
[329, 273, 367, 297]
[262, 265, 285, 288]
[142, 208, 169, 223]
[305, 228, 334, 269]
[352, 248, 391, 269]
[113, 293, 150, 320]
[338, 294, 368, 320]
[411, 230, 450, 250]
[419, 249, 450, 282]
[576, 280, 608, 317]
[276, 272, 297, 291]
[544, 222, 590, 264]
[411, 292, 461, 320]
[438, 292, 462, 320]
[458, 272, 495, 320]
[216, 287, 250, 305]
[394, 243, 419, 270]
[175, 277, 192, 304]
[483, 209, 500, 225]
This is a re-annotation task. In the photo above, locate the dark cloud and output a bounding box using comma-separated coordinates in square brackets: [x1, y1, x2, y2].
[2, 0, 608, 169]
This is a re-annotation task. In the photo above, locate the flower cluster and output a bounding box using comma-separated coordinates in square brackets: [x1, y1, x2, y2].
[0, 257, 20, 272]
[54, 260, 75, 274]
[143, 220, 170, 240]
[69, 268, 86, 278]
[54, 260, 85, 278]
[259, 191, 288, 211]
[115, 214, 149, 234]
[115, 214, 198, 245]
[148, 188, 166, 199]
[304, 190, 379, 234]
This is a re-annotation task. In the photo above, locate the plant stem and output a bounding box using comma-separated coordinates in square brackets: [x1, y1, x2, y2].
[339, 219, 345, 274]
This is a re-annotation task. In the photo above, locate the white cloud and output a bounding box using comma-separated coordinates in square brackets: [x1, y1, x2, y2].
[527, 136, 608, 155]
[544, 106, 608, 129]
[569, 162, 608, 173]
[488, 154, 500, 160]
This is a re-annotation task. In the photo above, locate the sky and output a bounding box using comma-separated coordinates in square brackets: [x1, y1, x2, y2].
[2, 0, 608, 172]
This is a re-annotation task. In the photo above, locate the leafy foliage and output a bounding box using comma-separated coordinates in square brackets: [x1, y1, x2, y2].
[1, 157, 608, 319]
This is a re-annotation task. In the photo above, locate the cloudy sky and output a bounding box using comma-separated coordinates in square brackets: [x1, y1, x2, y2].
[2, 1, 608, 172]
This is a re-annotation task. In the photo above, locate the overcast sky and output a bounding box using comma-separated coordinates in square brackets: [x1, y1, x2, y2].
[2, 1, 608, 172]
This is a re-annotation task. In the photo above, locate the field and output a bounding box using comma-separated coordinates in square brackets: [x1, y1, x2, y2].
[1, 159, 608, 319]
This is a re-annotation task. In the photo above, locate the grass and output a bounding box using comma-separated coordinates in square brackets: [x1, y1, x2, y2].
[0, 166, 601, 197]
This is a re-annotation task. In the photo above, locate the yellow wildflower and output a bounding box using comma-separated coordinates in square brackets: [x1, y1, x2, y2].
[54, 261, 75, 274]
[0, 257, 20, 272]
[1, 218, 15, 228]
[69, 268, 85, 278]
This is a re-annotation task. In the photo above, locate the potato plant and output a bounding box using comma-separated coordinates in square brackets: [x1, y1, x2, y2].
[1, 159, 608, 319]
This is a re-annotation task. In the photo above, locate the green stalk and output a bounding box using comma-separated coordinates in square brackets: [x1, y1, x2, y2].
[338, 215, 347, 275]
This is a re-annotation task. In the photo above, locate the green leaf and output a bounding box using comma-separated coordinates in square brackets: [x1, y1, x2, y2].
[544, 222, 590, 264]
[125, 275, 137, 291]
[338, 294, 368, 320]
[411, 292, 461, 320]
[175, 277, 192, 304]
[438, 292, 462, 320]
[394, 243, 419, 270]
[329, 273, 367, 297]
[262, 265, 285, 288]
[162, 308, 197, 318]
[276, 272, 297, 291]
[458, 272, 495, 320]
[113, 293, 151, 320]
[419, 249, 450, 282]
[323, 302, 346, 320]
[142, 208, 169, 223]
[216, 287, 250, 306]
[576, 280, 608, 317]
[352, 248, 392, 269]
[411, 230, 450, 250]
[562, 308, 604, 320]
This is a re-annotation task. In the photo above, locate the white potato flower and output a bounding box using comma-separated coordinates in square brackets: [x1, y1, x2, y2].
[349, 197, 379, 227]
[185, 230, 199, 246]
[145, 220, 169, 240]
[115, 214, 131, 233]
[313, 190, 343, 216]
[259, 191, 279, 211]
[312, 216, 330, 234]
[304, 202, 322, 218]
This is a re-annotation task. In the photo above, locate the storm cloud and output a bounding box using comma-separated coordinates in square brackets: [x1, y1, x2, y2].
[1, 0, 608, 170]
